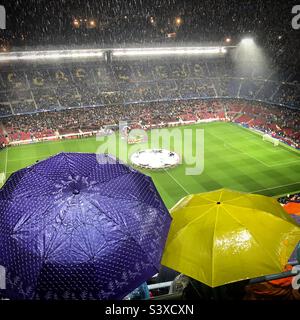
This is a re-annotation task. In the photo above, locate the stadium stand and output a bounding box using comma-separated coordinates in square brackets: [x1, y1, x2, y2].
[0, 57, 298, 149]
[0, 98, 299, 149]
[0, 58, 298, 116]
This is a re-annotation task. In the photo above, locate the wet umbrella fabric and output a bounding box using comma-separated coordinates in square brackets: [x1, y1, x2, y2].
[0, 153, 171, 300]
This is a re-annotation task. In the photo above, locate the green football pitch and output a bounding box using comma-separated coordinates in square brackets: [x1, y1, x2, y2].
[0, 122, 299, 209]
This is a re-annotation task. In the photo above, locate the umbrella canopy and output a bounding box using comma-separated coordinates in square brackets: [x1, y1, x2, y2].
[162, 189, 300, 288]
[0, 152, 171, 300]
[289, 214, 300, 262]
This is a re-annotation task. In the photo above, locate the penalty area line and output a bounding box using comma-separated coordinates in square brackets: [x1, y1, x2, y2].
[163, 169, 190, 195]
[250, 182, 300, 195]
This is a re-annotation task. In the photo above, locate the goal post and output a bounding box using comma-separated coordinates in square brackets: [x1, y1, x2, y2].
[262, 134, 279, 146]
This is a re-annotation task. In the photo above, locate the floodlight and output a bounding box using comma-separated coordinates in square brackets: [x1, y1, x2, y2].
[241, 38, 254, 45]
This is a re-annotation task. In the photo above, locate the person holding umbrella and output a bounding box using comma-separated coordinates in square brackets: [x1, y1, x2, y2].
[162, 189, 300, 299]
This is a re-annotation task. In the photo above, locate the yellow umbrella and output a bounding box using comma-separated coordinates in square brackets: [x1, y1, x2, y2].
[162, 189, 300, 288]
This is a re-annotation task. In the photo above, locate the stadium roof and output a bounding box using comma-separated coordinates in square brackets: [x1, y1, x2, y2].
[0, 45, 234, 62]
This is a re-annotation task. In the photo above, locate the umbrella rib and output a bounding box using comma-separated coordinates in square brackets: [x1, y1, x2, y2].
[69, 171, 140, 196]
[87, 195, 155, 237]
[88, 191, 166, 216]
[221, 193, 250, 204]
[193, 190, 242, 204]
[4, 169, 62, 199]
[13, 202, 57, 259]
[200, 191, 247, 205]
[87, 195, 164, 266]
[218, 190, 223, 202]
[31, 193, 87, 260]
[176, 203, 217, 209]
[86, 173, 167, 212]
[36, 195, 100, 262]
[4, 155, 143, 201]
[86, 197, 159, 269]
[0, 166, 35, 199]
[63, 152, 119, 182]
[88, 197, 127, 232]
[7, 170, 133, 201]
[89, 171, 136, 188]
[75, 194, 109, 259]
[67, 153, 133, 185]
[65, 195, 91, 260]
[167, 205, 216, 249]
[13, 198, 54, 233]
[38, 205, 69, 259]
[193, 194, 218, 204]
[221, 205, 284, 269]
[211, 205, 220, 287]
[2, 154, 132, 199]
[224, 202, 297, 225]
[61, 153, 74, 177]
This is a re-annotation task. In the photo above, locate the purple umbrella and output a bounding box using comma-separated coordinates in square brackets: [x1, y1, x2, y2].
[0, 153, 171, 300]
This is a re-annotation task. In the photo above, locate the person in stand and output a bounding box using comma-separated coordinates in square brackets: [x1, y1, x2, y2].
[169, 274, 248, 300]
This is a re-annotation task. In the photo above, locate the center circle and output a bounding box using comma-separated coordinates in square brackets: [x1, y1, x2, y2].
[130, 149, 180, 170]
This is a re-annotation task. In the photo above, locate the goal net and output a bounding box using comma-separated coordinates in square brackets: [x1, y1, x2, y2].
[262, 134, 279, 146]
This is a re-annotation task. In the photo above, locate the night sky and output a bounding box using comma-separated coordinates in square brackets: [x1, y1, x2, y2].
[0, 0, 299, 63]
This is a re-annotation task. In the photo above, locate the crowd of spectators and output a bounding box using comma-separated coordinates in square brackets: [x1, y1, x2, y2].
[278, 193, 300, 205]
[0, 98, 299, 148]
